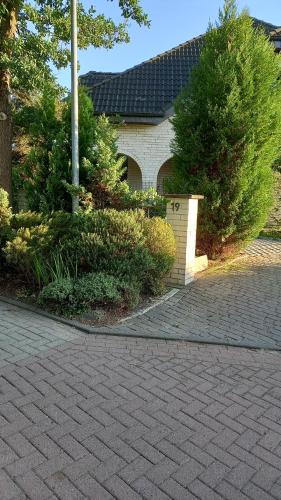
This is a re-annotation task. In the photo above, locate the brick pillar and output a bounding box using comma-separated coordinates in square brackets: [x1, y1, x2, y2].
[166, 194, 205, 286]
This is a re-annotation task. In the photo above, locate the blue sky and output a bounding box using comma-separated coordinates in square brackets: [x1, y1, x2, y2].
[56, 0, 281, 88]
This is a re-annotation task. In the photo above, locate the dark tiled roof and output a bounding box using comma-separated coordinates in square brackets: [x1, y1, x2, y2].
[80, 71, 120, 87]
[80, 18, 280, 120]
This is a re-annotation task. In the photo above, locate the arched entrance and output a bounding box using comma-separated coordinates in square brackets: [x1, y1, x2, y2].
[157, 158, 173, 194]
[120, 154, 142, 191]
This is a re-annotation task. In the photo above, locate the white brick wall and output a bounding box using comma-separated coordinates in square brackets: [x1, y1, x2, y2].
[117, 119, 174, 190]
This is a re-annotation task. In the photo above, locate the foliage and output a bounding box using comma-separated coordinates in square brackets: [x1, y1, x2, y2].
[0, 188, 12, 230]
[4, 225, 52, 275]
[1, 1, 149, 97]
[260, 227, 281, 239]
[169, 0, 281, 258]
[1, 0, 149, 196]
[0, 188, 12, 260]
[38, 272, 139, 315]
[11, 211, 45, 230]
[14, 88, 130, 212]
[82, 114, 126, 207]
[4, 209, 175, 303]
[143, 217, 176, 259]
[118, 186, 168, 217]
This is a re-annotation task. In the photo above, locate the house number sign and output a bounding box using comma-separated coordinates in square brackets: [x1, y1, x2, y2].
[171, 202, 180, 212]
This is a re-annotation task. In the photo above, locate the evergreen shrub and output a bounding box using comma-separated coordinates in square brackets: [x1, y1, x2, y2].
[169, 0, 281, 258]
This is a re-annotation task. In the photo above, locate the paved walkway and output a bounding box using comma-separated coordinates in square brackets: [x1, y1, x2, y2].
[1, 237, 281, 499]
[99, 239, 281, 349]
[1, 305, 281, 499]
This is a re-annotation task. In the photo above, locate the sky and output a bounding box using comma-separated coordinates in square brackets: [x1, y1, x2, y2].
[55, 0, 281, 88]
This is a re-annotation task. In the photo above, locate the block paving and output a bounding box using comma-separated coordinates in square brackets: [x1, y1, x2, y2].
[1, 300, 281, 498]
[0, 237, 281, 499]
[100, 238, 281, 349]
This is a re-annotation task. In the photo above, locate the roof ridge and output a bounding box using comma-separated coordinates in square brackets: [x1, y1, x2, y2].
[82, 70, 120, 76]
[252, 17, 279, 30]
[88, 33, 204, 91]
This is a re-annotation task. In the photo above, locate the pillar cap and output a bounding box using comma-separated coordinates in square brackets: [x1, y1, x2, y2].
[166, 194, 204, 200]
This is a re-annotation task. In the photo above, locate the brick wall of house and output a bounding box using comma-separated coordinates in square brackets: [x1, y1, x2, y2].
[117, 119, 174, 190]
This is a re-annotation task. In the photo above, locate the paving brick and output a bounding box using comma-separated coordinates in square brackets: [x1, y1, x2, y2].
[188, 479, 225, 500]
[199, 461, 230, 488]
[161, 478, 198, 500]
[5, 451, 46, 477]
[105, 475, 143, 500]
[46, 473, 85, 500]
[226, 462, 256, 489]
[131, 438, 165, 464]
[35, 452, 73, 480]
[0, 438, 18, 467]
[133, 476, 171, 500]
[172, 458, 204, 487]
[119, 457, 152, 484]
[252, 463, 281, 491]
[0, 470, 22, 500]
[146, 457, 178, 485]
[243, 481, 276, 500]
[74, 474, 114, 500]
[15, 471, 52, 499]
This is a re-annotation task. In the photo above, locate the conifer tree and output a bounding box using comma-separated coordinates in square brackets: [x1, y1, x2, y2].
[170, 0, 281, 257]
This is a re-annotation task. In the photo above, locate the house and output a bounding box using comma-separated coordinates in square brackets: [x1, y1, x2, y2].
[80, 19, 281, 194]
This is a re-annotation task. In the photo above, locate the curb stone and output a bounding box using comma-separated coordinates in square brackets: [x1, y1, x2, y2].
[1, 294, 281, 352]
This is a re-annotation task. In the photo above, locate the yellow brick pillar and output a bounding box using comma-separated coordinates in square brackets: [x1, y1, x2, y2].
[166, 194, 206, 286]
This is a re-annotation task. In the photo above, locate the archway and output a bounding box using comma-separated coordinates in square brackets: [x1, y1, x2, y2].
[157, 158, 173, 194]
[120, 154, 142, 190]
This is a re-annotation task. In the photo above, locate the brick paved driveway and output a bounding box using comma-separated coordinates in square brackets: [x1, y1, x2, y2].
[1, 302, 281, 499]
[102, 239, 281, 349]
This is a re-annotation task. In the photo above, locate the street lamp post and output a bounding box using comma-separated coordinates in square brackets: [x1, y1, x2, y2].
[71, 0, 79, 212]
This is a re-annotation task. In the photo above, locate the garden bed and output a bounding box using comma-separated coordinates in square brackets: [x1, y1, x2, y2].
[0, 270, 173, 326]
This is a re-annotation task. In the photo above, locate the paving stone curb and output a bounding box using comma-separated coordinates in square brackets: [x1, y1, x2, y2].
[1, 294, 281, 352]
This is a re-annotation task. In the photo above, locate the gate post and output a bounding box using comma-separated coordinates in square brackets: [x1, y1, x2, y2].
[166, 194, 207, 286]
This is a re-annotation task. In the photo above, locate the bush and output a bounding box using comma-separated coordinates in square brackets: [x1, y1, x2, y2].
[12, 211, 45, 230]
[169, 1, 281, 258]
[38, 272, 139, 315]
[143, 217, 176, 259]
[0, 189, 12, 230]
[4, 208, 175, 304]
[4, 225, 51, 275]
[0, 189, 12, 260]
[118, 186, 168, 217]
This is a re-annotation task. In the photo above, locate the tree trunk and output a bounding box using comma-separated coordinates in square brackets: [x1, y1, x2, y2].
[0, 3, 17, 200]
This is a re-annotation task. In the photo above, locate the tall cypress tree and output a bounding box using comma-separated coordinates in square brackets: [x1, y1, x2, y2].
[170, 0, 281, 258]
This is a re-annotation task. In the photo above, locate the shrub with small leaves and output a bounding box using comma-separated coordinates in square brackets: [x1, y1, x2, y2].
[0, 189, 12, 259]
[0, 189, 12, 230]
[38, 272, 139, 315]
[12, 211, 45, 230]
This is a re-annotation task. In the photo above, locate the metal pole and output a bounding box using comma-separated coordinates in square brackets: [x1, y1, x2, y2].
[71, 0, 79, 212]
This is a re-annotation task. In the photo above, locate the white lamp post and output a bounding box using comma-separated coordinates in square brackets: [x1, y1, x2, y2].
[71, 0, 79, 212]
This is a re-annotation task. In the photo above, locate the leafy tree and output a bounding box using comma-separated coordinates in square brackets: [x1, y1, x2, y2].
[14, 87, 126, 212]
[0, 0, 149, 196]
[169, 0, 281, 258]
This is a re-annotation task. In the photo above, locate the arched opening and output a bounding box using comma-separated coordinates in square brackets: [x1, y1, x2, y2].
[157, 158, 173, 194]
[120, 154, 142, 190]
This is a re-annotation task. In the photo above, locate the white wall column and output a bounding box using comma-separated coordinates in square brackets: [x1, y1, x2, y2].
[166, 194, 207, 286]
